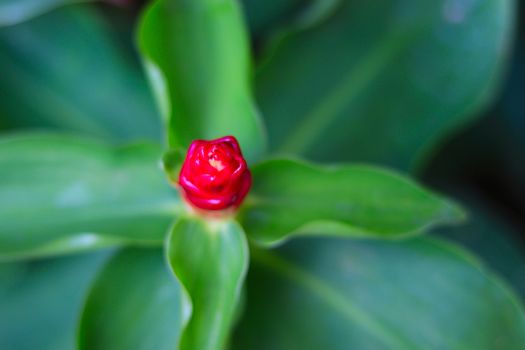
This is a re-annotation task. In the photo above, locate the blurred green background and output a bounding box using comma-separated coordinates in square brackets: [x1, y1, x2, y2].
[1, 0, 525, 348]
[1, 0, 523, 294]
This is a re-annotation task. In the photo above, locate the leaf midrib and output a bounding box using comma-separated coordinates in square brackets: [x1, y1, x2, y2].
[251, 247, 418, 350]
[276, 29, 416, 155]
[0, 47, 115, 136]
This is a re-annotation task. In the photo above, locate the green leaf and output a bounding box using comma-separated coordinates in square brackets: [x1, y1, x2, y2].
[162, 147, 186, 182]
[0, 0, 92, 27]
[243, 0, 343, 48]
[0, 4, 161, 142]
[255, 0, 515, 170]
[437, 196, 525, 298]
[239, 158, 464, 246]
[137, 0, 266, 163]
[0, 250, 111, 350]
[0, 134, 181, 260]
[242, 0, 302, 37]
[242, 0, 340, 40]
[233, 237, 525, 349]
[166, 216, 248, 350]
[78, 248, 188, 350]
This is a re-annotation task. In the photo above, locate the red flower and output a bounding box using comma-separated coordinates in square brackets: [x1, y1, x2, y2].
[178, 136, 252, 211]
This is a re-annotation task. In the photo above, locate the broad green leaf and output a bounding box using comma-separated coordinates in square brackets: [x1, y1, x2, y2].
[243, 0, 342, 86]
[233, 237, 525, 349]
[239, 158, 464, 246]
[166, 216, 248, 350]
[0, 0, 93, 27]
[138, 0, 266, 163]
[438, 201, 525, 298]
[242, 0, 302, 37]
[0, 5, 161, 141]
[242, 0, 340, 40]
[78, 248, 188, 350]
[255, 0, 515, 170]
[0, 250, 111, 350]
[0, 134, 181, 260]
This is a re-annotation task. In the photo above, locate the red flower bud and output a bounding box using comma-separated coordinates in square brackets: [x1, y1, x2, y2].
[178, 136, 252, 212]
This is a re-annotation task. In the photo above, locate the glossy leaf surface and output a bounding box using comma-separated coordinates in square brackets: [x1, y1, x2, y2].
[166, 216, 248, 350]
[79, 248, 187, 350]
[138, 0, 266, 163]
[240, 159, 464, 245]
[233, 237, 525, 349]
[0, 134, 180, 260]
[0, 250, 111, 350]
[0, 5, 161, 141]
[255, 0, 515, 170]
